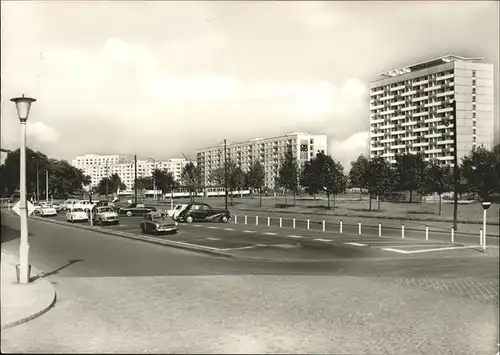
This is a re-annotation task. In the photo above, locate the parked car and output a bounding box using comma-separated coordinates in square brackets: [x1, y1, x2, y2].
[117, 203, 156, 217]
[167, 204, 188, 219]
[35, 204, 58, 217]
[140, 211, 178, 235]
[60, 199, 80, 211]
[73, 200, 96, 213]
[66, 207, 89, 223]
[176, 203, 230, 223]
[94, 200, 116, 208]
[93, 206, 120, 225]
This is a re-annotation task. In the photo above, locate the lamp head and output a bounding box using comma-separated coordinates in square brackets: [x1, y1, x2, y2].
[10, 94, 37, 122]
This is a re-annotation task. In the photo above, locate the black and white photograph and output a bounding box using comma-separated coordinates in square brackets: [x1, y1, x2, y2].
[1, 1, 499, 353]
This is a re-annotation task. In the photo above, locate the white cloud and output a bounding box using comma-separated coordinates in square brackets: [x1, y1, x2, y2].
[26, 121, 60, 143]
[328, 131, 369, 172]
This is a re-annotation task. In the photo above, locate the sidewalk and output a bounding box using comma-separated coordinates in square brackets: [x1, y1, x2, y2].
[1, 250, 57, 329]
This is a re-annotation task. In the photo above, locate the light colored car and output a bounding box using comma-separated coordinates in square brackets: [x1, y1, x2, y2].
[93, 206, 119, 225]
[167, 204, 188, 220]
[73, 200, 96, 213]
[36, 204, 58, 217]
[66, 207, 89, 223]
[60, 199, 80, 211]
[140, 211, 178, 235]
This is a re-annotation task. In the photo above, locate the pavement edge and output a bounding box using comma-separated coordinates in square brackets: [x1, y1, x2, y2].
[1, 256, 57, 330]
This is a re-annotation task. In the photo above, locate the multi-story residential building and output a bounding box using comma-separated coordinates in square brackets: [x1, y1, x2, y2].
[71, 154, 188, 189]
[369, 54, 494, 166]
[196, 133, 328, 189]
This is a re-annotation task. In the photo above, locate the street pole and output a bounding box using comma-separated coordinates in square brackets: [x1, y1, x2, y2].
[224, 139, 228, 211]
[19, 119, 30, 284]
[45, 170, 48, 203]
[452, 99, 458, 231]
[11, 94, 37, 285]
[134, 155, 138, 204]
[36, 160, 39, 203]
[170, 188, 174, 210]
[105, 162, 109, 201]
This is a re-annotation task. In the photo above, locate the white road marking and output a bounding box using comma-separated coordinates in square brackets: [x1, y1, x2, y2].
[243, 230, 255, 233]
[208, 226, 218, 229]
[224, 228, 235, 231]
[192, 225, 202, 227]
[222, 245, 259, 251]
[374, 244, 451, 248]
[344, 242, 368, 247]
[381, 246, 479, 254]
[263, 232, 278, 236]
[206, 237, 220, 241]
[314, 238, 333, 242]
[287, 235, 303, 239]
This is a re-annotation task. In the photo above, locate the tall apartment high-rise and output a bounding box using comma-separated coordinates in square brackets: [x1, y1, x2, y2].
[196, 133, 328, 189]
[369, 54, 494, 166]
[71, 154, 187, 189]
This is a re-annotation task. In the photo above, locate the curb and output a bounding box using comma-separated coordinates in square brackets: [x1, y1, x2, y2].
[1, 255, 57, 330]
[29, 216, 237, 260]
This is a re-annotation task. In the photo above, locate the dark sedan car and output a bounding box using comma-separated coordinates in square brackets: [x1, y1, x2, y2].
[140, 211, 178, 235]
[176, 203, 230, 223]
[117, 203, 157, 217]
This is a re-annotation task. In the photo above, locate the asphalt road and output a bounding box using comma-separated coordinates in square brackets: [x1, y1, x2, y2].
[1, 212, 499, 354]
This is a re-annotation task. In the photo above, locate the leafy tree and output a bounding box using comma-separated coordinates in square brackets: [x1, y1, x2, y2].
[96, 173, 126, 197]
[276, 149, 299, 207]
[132, 177, 154, 191]
[300, 151, 346, 209]
[209, 167, 225, 187]
[393, 152, 428, 203]
[209, 159, 247, 205]
[424, 162, 453, 215]
[246, 161, 265, 206]
[366, 157, 393, 211]
[349, 155, 369, 199]
[461, 144, 500, 200]
[152, 168, 179, 194]
[181, 162, 202, 203]
[299, 158, 322, 199]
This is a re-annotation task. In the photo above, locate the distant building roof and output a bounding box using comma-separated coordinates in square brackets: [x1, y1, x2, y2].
[376, 54, 484, 78]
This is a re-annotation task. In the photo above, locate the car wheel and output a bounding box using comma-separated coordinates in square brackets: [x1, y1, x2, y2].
[126, 211, 133, 217]
[98, 218, 102, 226]
[141, 225, 146, 234]
[71, 218, 74, 223]
[186, 215, 194, 223]
[221, 216, 229, 223]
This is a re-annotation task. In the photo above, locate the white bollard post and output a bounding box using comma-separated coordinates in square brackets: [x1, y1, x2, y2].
[244, 215, 248, 225]
[322, 220, 325, 232]
[425, 226, 429, 241]
[292, 218, 296, 229]
[90, 210, 93, 226]
[378, 223, 381, 237]
[483, 229, 487, 251]
[268, 217, 270, 227]
[256, 216, 259, 226]
[401, 224, 405, 239]
[279, 217, 282, 228]
[358, 222, 361, 235]
[480, 229, 483, 250]
[307, 219, 310, 230]
[451, 227, 455, 244]
[340, 220, 343, 234]
[235, 215, 238, 224]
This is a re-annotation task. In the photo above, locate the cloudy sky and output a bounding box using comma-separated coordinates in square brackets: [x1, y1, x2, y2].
[1, 1, 499, 169]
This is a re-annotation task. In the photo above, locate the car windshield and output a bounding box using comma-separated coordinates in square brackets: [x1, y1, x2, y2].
[99, 207, 113, 213]
[72, 208, 83, 212]
[150, 212, 164, 220]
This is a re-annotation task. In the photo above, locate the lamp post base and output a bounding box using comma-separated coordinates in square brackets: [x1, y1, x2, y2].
[16, 264, 32, 284]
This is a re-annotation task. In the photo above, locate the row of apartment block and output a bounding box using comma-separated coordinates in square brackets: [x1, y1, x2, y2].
[196, 133, 327, 189]
[71, 154, 187, 189]
[369, 54, 494, 166]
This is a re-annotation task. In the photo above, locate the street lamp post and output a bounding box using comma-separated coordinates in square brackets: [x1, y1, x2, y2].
[147, 158, 156, 201]
[224, 139, 228, 211]
[446, 99, 459, 231]
[10, 94, 37, 284]
[481, 200, 491, 251]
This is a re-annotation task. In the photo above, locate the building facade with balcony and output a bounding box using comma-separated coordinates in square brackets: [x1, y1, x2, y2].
[369, 54, 494, 166]
[196, 133, 328, 189]
[71, 154, 187, 189]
